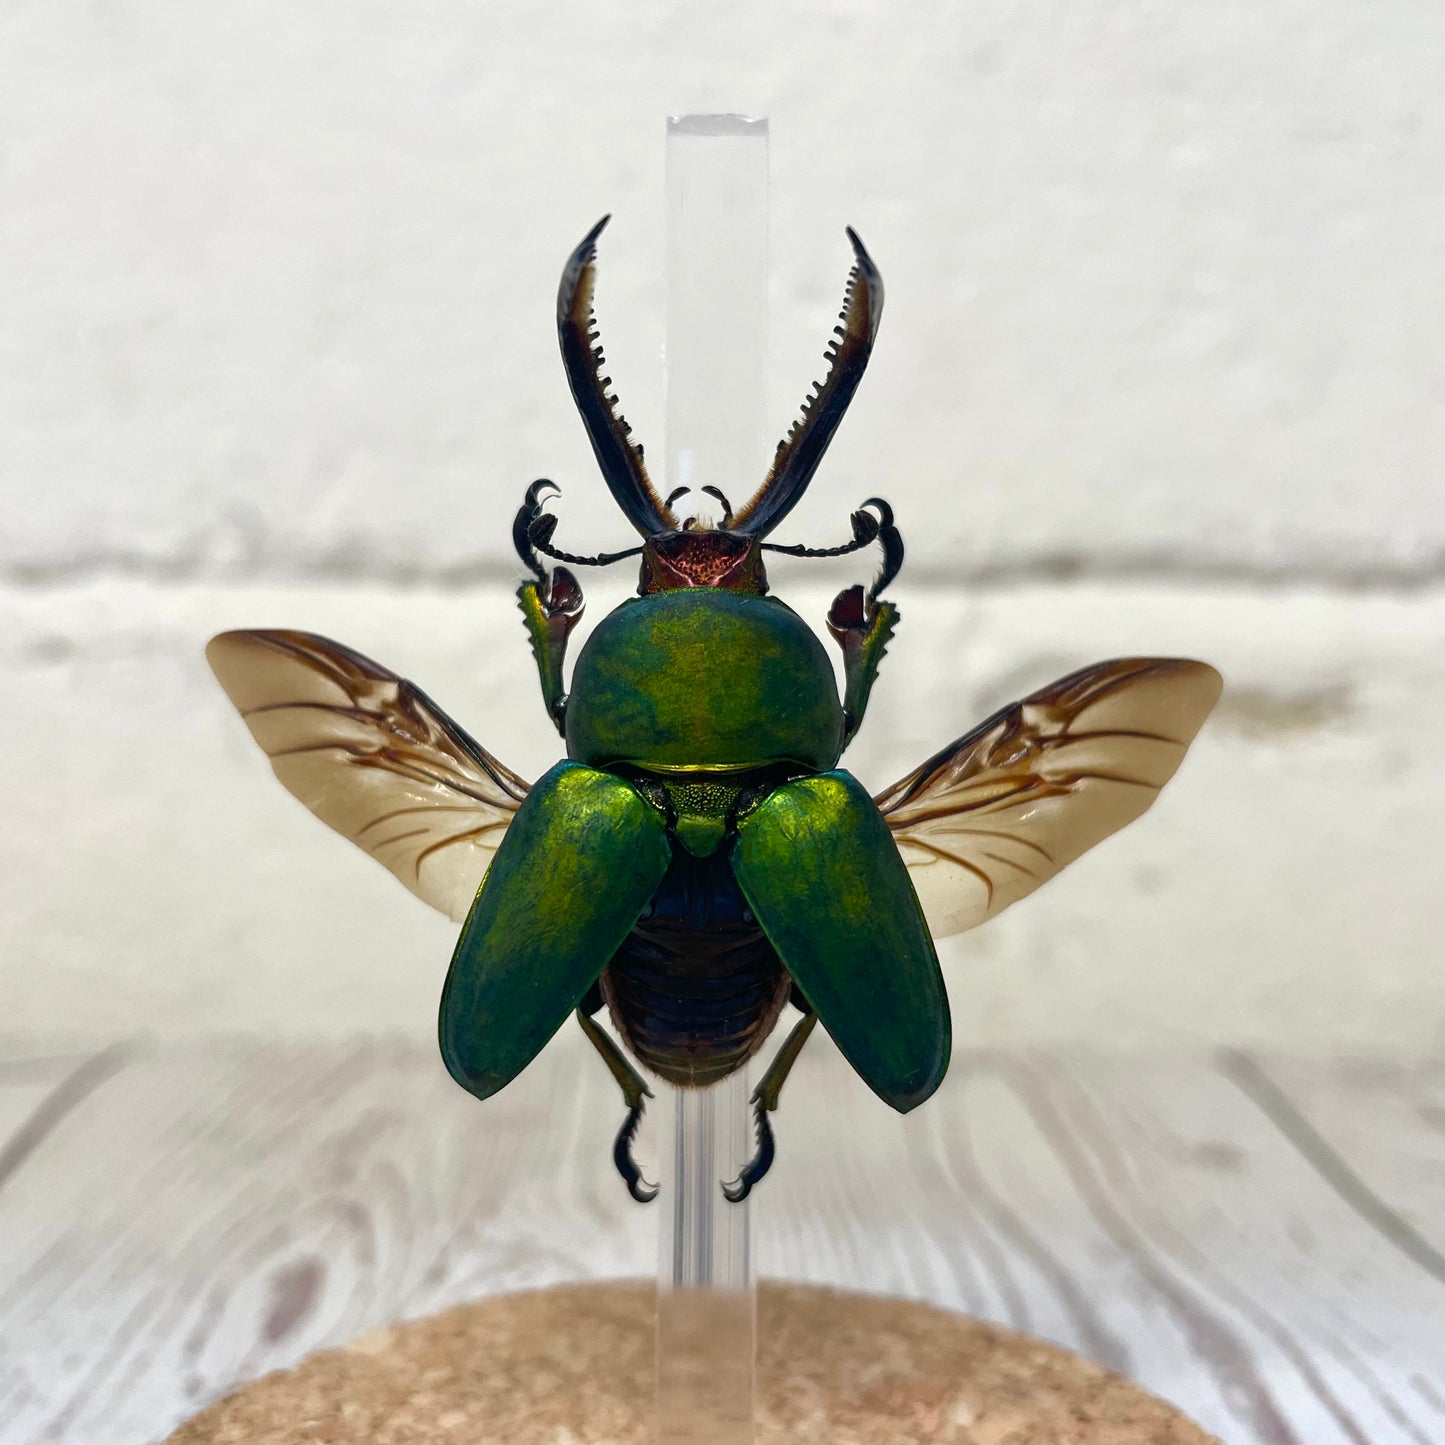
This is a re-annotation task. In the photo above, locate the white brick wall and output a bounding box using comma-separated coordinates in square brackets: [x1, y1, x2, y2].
[3, 2, 1442, 1060]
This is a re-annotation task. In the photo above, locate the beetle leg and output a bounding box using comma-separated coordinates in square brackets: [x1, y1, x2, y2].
[827, 584, 899, 747]
[513, 481, 588, 733]
[516, 568, 584, 737]
[513, 479, 560, 583]
[722, 1009, 819, 1203]
[863, 497, 904, 610]
[821, 500, 903, 745]
[576, 1005, 659, 1204]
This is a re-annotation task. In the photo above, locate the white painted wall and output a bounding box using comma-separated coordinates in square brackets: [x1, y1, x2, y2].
[2, 1, 1442, 1061]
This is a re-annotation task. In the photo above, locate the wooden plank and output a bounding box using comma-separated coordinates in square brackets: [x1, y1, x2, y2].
[0, 1039, 1440, 1445]
[1228, 1052, 1445, 1263]
[760, 1048, 1445, 1444]
[0, 1046, 134, 1197]
[1045, 1051, 1445, 1444]
[0, 1037, 651, 1444]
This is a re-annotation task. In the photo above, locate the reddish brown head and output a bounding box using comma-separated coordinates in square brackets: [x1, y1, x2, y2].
[639, 529, 767, 594]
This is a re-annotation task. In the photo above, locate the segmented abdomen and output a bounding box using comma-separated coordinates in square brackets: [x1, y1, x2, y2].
[601, 849, 790, 1088]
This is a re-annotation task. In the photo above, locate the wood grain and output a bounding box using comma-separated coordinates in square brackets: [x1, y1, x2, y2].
[0, 1036, 1440, 1445]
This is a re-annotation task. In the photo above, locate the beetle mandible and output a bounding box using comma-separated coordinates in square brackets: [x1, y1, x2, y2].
[209, 217, 1221, 1201]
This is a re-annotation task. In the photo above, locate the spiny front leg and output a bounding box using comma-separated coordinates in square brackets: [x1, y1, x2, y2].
[577, 998, 658, 1204]
[722, 1009, 819, 1203]
[514, 481, 585, 735]
[826, 499, 904, 745]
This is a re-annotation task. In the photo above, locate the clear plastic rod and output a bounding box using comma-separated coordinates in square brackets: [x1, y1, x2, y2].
[655, 112, 768, 1445]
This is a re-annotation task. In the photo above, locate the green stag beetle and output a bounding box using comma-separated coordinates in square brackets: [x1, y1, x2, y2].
[209, 218, 1221, 1202]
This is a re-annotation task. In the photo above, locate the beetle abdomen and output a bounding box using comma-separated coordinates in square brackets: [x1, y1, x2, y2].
[601, 847, 791, 1088]
[603, 927, 789, 1088]
[566, 590, 845, 773]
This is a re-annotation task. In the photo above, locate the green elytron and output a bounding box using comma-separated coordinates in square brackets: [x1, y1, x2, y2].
[209, 219, 1221, 1201]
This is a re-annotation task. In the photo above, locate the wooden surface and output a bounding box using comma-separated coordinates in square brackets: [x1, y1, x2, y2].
[164, 1280, 1221, 1444]
[0, 1036, 1441, 1445]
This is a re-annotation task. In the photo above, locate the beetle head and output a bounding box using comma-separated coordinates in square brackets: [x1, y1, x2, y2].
[638, 528, 766, 594]
[549, 217, 884, 594]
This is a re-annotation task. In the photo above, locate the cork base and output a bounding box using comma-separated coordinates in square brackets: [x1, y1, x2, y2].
[165, 1280, 1221, 1444]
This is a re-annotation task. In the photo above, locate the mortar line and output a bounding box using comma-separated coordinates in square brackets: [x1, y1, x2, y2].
[4, 554, 1445, 597]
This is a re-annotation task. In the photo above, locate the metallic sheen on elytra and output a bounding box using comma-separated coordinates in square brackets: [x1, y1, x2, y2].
[207, 217, 1222, 1204]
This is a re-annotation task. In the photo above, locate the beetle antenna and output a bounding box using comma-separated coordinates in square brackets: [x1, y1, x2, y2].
[761, 497, 887, 560]
[515, 479, 643, 571]
[762, 498, 903, 610]
[529, 515, 644, 568]
[762, 534, 872, 560]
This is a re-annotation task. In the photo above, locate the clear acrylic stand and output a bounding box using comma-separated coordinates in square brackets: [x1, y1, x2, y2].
[654, 112, 768, 1445]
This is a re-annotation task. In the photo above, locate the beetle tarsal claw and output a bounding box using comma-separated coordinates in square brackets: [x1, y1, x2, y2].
[613, 1099, 659, 1204]
[863, 496, 904, 608]
[721, 1099, 776, 1203]
[512, 481, 560, 582]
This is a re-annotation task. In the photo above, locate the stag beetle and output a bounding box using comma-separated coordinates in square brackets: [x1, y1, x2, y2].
[209, 218, 1220, 1200]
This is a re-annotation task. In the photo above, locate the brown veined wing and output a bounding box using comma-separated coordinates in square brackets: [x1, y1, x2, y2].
[875, 658, 1222, 940]
[207, 630, 529, 923]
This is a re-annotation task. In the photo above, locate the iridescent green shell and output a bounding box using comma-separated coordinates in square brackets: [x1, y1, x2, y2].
[438, 761, 670, 1101]
[564, 590, 845, 773]
[733, 770, 949, 1111]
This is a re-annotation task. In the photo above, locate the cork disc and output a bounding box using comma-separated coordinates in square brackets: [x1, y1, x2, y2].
[165, 1280, 1221, 1445]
